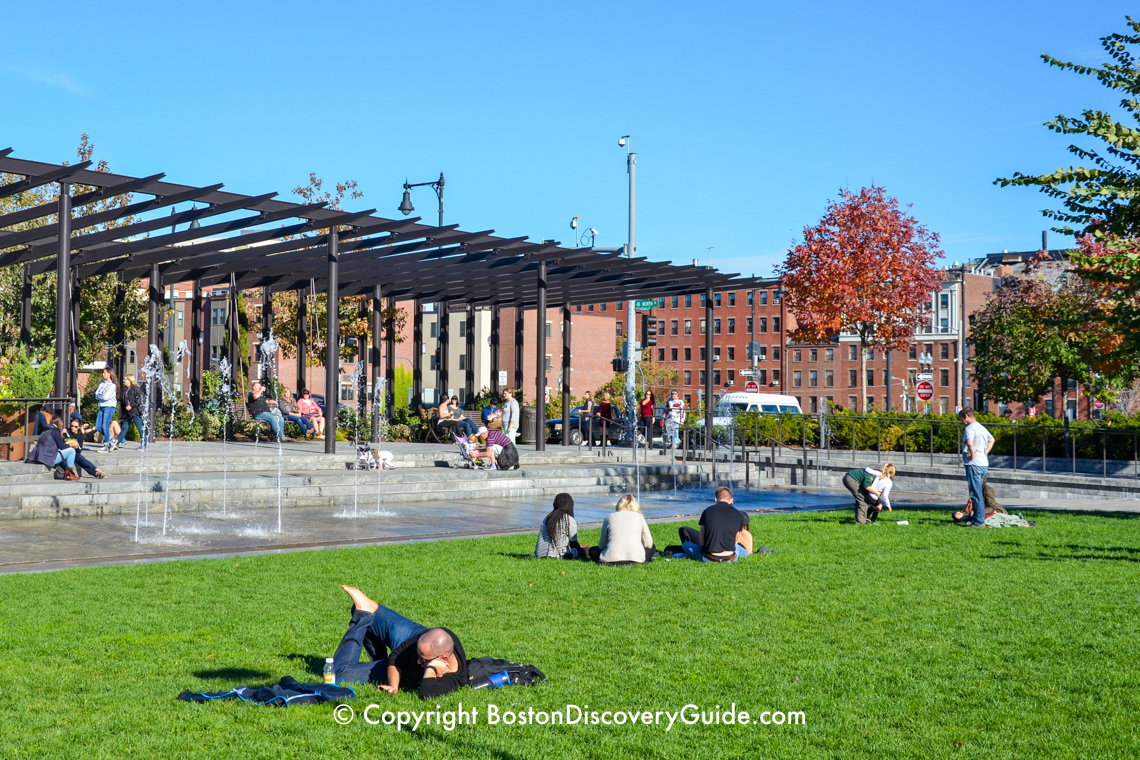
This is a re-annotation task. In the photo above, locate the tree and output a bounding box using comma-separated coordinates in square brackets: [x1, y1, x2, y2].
[1069, 234, 1140, 364]
[779, 185, 942, 411]
[996, 17, 1140, 237]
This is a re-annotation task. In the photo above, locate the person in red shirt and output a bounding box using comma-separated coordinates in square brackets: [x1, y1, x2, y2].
[639, 391, 656, 435]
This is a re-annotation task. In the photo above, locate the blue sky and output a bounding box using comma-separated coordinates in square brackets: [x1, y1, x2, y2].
[2, 1, 1135, 278]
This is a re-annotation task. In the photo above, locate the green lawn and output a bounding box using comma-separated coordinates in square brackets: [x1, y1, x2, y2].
[1, 508, 1137, 759]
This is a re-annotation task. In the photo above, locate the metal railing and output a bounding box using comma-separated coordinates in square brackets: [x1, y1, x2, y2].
[0, 397, 75, 459]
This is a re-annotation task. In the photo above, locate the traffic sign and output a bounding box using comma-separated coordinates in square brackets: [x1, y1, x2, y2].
[739, 369, 753, 377]
[916, 381, 934, 401]
[744, 380, 759, 393]
[1094, 399, 1106, 411]
[917, 372, 933, 382]
[634, 300, 658, 309]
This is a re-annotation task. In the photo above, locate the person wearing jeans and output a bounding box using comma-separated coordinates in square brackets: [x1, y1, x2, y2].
[332, 586, 468, 699]
[117, 375, 147, 450]
[95, 367, 120, 451]
[959, 407, 995, 528]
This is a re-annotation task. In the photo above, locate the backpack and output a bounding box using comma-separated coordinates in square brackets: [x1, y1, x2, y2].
[467, 657, 546, 689]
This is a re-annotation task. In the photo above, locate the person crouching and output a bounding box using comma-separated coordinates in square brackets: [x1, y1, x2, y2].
[473, 426, 520, 470]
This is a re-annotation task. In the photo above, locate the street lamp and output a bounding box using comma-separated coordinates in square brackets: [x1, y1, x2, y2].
[398, 172, 445, 227]
[570, 217, 597, 247]
[774, 286, 787, 389]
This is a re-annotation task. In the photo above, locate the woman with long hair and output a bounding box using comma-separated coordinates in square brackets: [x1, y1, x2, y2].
[115, 374, 147, 450]
[534, 493, 582, 559]
[297, 389, 325, 438]
[95, 367, 120, 452]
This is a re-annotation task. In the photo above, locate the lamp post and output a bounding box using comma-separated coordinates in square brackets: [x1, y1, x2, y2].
[399, 174, 446, 406]
[619, 135, 637, 446]
[918, 350, 934, 415]
[775, 286, 787, 391]
[398, 173, 445, 228]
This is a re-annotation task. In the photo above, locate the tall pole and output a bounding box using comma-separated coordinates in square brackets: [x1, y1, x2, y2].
[514, 306, 525, 394]
[413, 299, 423, 411]
[490, 305, 501, 395]
[54, 181, 72, 408]
[371, 285, 383, 442]
[69, 269, 80, 400]
[191, 280, 203, 410]
[959, 266, 967, 411]
[261, 287, 273, 385]
[465, 303, 475, 403]
[324, 230, 339, 454]
[561, 300, 572, 446]
[148, 263, 163, 437]
[20, 262, 32, 352]
[885, 348, 893, 412]
[536, 261, 547, 452]
[624, 145, 638, 442]
[439, 300, 450, 400]
[113, 279, 126, 385]
[704, 285, 715, 443]
[384, 295, 396, 422]
[296, 287, 307, 393]
[356, 296, 368, 422]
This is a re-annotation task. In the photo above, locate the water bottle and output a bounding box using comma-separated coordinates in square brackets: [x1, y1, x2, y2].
[471, 670, 512, 689]
[896, 520, 909, 525]
[324, 658, 336, 685]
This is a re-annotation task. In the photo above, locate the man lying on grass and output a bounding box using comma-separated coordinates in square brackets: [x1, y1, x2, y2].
[334, 585, 467, 699]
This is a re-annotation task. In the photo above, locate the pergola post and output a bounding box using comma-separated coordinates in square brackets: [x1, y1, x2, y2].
[514, 306, 524, 394]
[261, 286, 273, 386]
[324, 230, 339, 454]
[413, 299, 423, 412]
[704, 285, 714, 447]
[113, 279, 126, 385]
[464, 304, 475, 404]
[561, 299, 572, 446]
[190, 279, 203, 410]
[384, 295, 396, 422]
[20, 263, 32, 352]
[295, 287, 307, 393]
[490, 305, 501, 395]
[535, 260, 547, 452]
[371, 285, 383, 442]
[69, 269, 80, 400]
[439, 300, 450, 402]
[148, 262, 163, 437]
[357, 296, 368, 422]
[54, 181, 71, 409]
[227, 274, 239, 391]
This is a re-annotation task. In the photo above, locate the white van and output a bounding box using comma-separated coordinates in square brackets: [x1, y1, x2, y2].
[697, 392, 803, 427]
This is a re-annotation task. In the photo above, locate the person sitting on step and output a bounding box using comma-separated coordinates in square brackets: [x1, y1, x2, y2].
[26, 414, 82, 481]
[332, 585, 468, 700]
[66, 417, 108, 479]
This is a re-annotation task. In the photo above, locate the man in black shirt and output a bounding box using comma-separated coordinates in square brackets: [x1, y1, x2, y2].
[332, 586, 468, 700]
[678, 486, 754, 562]
[247, 382, 286, 441]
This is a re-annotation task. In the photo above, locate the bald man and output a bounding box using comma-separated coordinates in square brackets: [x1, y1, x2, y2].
[332, 586, 468, 699]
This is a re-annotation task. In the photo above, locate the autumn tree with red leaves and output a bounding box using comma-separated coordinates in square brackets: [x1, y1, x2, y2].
[779, 186, 942, 411]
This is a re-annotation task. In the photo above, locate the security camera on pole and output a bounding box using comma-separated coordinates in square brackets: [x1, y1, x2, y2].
[619, 135, 637, 451]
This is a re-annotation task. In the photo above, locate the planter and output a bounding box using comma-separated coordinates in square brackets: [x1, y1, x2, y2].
[0, 410, 30, 461]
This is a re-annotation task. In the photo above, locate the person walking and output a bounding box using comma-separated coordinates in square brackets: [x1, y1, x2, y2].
[959, 408, 994, 528]
[116, 374, 147, 450]
[95, 367, 120, 452]
[664, 390, 685, 449]
[639, 391, 656, 441]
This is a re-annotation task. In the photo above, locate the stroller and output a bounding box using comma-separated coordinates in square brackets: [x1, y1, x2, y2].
[349, 445, 395, 471]
[455, 435, 492, 470]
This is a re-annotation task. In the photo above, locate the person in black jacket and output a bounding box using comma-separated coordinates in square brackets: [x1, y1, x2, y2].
[26, 415, 81, 480]
[332, 585, 468, 700]
[115, 374, 147, 450]
[66, 418, 108, 479]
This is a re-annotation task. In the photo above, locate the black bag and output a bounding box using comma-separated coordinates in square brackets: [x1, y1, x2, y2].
[467, 657, 546, 689]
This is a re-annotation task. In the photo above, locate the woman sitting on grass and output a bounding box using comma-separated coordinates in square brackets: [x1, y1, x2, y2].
[535, 493, 583, 559]
[591, 494, 656, 565]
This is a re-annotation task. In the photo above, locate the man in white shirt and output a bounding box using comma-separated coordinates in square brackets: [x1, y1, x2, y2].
[959, 407, 995, 528]
[502, 388, 521, 444]
[664, 390, 685, 449]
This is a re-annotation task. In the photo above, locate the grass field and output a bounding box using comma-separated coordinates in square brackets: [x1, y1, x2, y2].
[0, 507, 1137, 759]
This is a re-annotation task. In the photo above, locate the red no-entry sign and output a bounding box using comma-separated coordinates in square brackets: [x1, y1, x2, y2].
[916, 381, 934, 401]
[744, 380, 759, 393]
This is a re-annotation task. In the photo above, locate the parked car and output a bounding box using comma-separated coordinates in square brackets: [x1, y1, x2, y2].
[545, 405, 655, 445]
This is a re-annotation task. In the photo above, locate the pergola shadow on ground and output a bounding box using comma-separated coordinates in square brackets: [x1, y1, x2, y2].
[0, 148, 759, 451]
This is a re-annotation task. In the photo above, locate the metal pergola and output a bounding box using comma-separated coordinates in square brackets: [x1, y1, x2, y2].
[0, 149, 762, 451]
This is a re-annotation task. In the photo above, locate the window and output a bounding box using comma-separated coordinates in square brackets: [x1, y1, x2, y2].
[701, 294, 706, 308]
[940, 293, 949, 309]
[882, 370, 889, 387]
[430, 320, 438, 338]
[826, 348, 834, 362]
[849, 395, 858, 410]
[341, 381, 355, 402]
[908, 345, 916, 360]
[684, 394, 691, 405]
[908, 369, 917, 385]
[588, 304, 594, 312]
[658, 319, 666, 336]
[601, 303, 607, 312]
[658, 298, 665, 308]
[176, 309, 184, 327]
[458, 389, 467, 404]
[793, 371, 802, 387]
[760, 291, 768, 305]
[810, 396, 818, 414]
[867, 370, 874, 387]
[684, 370, 692, 385]
[964, 370, 970, 388]
[747, 291, 754, 306]
[848, 344, 858, 361]
[459, 354, 467, 371]
[793, 349, 802, 362]
[713, 369, 721, 385]
[729, 292, 735, 306]
[671, 319, 678, 336]
[728, 369, 735, 384]
[430, 355, 439, 370]
[772, 345, 781, 361]
[940, 396, 950, 415]
[773, 317, 781, 333]
[684, 347, 692, 362]
[809, 370, 818, 387]
[544, 322, 551, 339]
[727, 346, 735, 361]
[685, 295, 692, 307]
[700, 319, 707, 335]
[866, 348, 874, 361]
[576, 304, 582, 312]
[714, 319, 721, 335]
[757, 369, 767, 385]
[713, 347, 721, 362]
[459, 320, 467, 338]
[671, 347, 678, 361]
[715, 293, 721, 306]
[756, 345, 767, 361]
[825, 370, 834, 387]
[867, 396, 875, 410]
[211, 308, 218, 325]
[925, 342, 933, 357]
[772, 369, 780, 385]
[746, 317, 753, 335]
[773, 290, 781, 305]
[616, 322, 622, 336]
[219, 307, 226, 324]
[700, 346, 707, 362]
[759, 317, 768, 333]
[940, 343, 949, 360]
[545, 355, 553, 372]
[809, 348, 817, 362]
[671, 296, 678, 308]
[727, 318, 735, 334]
[699, 370, 706, 386]
[848, 369, 857, 387]
[657, 348, 665, 362]
[940, 368, 949, 387]
[684, 319, 692, 335]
